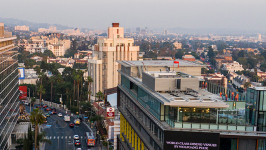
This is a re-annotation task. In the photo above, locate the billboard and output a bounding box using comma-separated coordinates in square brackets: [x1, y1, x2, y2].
[18, 68, 25, 79]
[106, 107, 115, 118]
[19, 86, 27, 100]
[164, 130, 220, 150]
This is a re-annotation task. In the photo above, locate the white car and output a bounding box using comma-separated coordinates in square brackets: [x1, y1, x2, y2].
[73, 135, 79, 140]
[76, 148, 82, 150]
[58, 113, 63, 117]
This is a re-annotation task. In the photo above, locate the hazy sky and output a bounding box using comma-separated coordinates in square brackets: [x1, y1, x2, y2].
[1, 0, 266, 31]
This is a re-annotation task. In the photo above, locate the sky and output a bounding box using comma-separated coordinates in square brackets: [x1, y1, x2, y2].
[1, 0, 266, 31]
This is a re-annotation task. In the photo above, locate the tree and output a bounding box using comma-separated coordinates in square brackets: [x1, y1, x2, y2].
[87, 76, 93, 102]
[175, 50, 184, 59]
[96, 91, 104, 102]
[30, 108, 45, 150]
[244, 82, 251, 91]
[207, 46, 215, 59]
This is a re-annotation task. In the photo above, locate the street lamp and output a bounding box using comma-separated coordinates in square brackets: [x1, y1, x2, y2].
[58, 94, 63, 108]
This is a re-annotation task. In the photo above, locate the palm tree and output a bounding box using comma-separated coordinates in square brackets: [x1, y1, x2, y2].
[37, 72, 45, 104]
[74, 70, 83, 114]
[87, 76, 93, 102]
[96, 91, 104, 102]
[37, 84, 46, 104]
[50, 76, 56, 102]
[30, 108, 45, 150]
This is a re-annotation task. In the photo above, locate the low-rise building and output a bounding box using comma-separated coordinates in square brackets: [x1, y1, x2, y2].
[15, 25, 29, 31]
[222, 61, 244, 72]
[232, 75, 250, 89]
[182, 54, 195, 61]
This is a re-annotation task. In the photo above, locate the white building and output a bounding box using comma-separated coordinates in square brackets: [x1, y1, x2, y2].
[15, 25, 29, 31]
[222, 61, 244, 72]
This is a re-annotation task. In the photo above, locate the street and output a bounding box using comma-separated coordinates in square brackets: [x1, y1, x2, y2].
[25, 106, 99, 150]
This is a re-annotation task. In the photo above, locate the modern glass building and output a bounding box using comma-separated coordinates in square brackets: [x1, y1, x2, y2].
[246, 87, 266, 132]
[0, 23, 20, 149]
[117, 61, 266, 150]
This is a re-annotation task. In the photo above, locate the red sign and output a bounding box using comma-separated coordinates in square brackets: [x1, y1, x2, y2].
[19, 86, 27, 100]
[106, 107, 115, 118]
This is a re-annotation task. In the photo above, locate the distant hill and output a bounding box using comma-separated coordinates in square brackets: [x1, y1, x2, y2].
[0, 17, 72, 31]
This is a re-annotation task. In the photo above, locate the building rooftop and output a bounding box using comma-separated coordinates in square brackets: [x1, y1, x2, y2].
[118, 59, 206, 67]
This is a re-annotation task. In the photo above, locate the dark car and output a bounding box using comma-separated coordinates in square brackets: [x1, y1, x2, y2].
[74, 139, 81, 146]
[43, 105, 48, 108]
[69, 123, 75, 128]
[46, 108, 51, 111]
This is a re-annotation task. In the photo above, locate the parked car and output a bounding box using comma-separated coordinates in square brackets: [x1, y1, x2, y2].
[58, 113, 63, 117]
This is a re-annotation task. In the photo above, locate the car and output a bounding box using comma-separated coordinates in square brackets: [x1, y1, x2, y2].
[24, 102, 29, 105]
[74, 139, 81, 146]
[76, 148, 82, 150]
[73, 135, 79, 140]
[58, 113, 63, 117]
[69, 123, 75, 128]
[52, 111, 57, 114]
[45, 113, 50, 117]
[43, 105, 48, 108]
[46, 108, 51, 111]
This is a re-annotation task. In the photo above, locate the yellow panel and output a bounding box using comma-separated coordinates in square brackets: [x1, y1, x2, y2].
[135, 133, 138, 150]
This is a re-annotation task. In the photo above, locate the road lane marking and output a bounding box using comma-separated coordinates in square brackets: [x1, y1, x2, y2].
[69, 136, 71, 139]
[54, 136, 56, 139]
[65, 136, 67, 139]
[61, 136, 63, 139]
[50, 136, 52, 139]
[81, 136, 83, 139]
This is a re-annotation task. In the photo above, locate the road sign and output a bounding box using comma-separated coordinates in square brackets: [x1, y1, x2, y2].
[106, 107, 115, 118]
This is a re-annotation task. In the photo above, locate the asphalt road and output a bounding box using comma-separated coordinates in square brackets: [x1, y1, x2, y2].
[25, 105, 98, 150]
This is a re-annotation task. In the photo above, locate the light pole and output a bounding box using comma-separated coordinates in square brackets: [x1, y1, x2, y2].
[58, 94, 63, 108]
[28, 88, 31, 112]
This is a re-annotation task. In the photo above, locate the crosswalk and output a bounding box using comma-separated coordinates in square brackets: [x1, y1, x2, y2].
[44, 136, 84, 140]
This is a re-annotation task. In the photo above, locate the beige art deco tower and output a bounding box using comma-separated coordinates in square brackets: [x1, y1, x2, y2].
[88, 23, 139, 95]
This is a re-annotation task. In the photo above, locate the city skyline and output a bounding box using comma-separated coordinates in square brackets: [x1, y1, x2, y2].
[1, 0, 266, 32]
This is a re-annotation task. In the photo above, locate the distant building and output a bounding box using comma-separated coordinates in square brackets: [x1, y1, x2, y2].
[19, 69, 39, 85]
[173, 41, 182, 49]
[47, 57, 75, 68]
[222, 61, 244, 72]
[47, 37, 71, 56]
[157, 56, 173, 60]
[215, 54, 233, 69]
[202, 73, 227, 91]
[15, 25, 29, 31]
[88, 23, 139, 95]
[182, 55, 195, 61]
[258, 33, 262, 42]
[232, 75, 250, 89]
[38, 26, 57, 33]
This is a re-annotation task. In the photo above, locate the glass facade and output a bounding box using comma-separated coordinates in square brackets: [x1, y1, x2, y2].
[0, 37, 20, 149]
[246, 88, 266, 131]
[121, 74, 161, 120]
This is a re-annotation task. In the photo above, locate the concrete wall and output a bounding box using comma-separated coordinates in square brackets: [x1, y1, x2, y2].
[155, 78, 176, 91]
[142, 72, 155, 91]
[180, 78, 199, 91]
